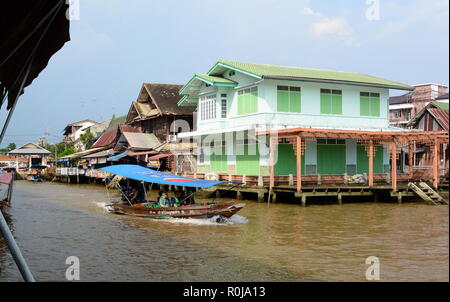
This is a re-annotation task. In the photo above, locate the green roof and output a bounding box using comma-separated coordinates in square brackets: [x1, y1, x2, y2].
[179, 73, 237, 96]
[432, 101, 449, 110]
[194, 73, 236, 85]
[208, 60, 413, 91]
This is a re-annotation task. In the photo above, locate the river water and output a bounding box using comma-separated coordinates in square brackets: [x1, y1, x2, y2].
[0, 180, 448, 282]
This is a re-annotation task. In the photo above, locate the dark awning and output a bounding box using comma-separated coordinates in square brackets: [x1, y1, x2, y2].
[0, 0, 70, 110]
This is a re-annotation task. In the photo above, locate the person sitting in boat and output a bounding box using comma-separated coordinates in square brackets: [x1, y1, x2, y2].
[170, 191, 182, 207]
[130, 184, 146, 204]
[158, 192, 170, 207]
[181, 190, 195, 205]
[120, 185, 132, 203]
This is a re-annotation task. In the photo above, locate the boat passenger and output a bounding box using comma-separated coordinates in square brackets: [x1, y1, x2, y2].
[132, 184, 146, 204]
[170, 191, 182, 207]
[182, 190, 195, 205]
[158, 192, 170, 207]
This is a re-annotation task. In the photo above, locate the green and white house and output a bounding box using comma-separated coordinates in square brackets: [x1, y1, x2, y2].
[177, 60, 413, 177]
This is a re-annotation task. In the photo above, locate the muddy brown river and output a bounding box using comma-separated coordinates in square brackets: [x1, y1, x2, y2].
[0, 181, 448, 281]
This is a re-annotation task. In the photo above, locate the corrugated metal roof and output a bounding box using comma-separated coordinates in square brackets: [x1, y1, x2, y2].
[408, 102, 449, 131]
[209, 60, 413, 90]
[428, 108, 449, 131]
[91, 129, 117, 148]
[82, 148, 115, 159]
[122, 132, 162, 150]
[8, 142, 51, 155]
[60, 147, 108, 159]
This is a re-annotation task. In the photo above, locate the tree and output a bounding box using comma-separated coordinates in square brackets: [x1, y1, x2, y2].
[80, 129, 94, 149]
[0, 142, 17, 153]
[45, 141, 77, 158]
[7, 143, 16, 151]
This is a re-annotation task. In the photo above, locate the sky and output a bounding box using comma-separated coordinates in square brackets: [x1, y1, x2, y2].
[1, 0, 448, 147]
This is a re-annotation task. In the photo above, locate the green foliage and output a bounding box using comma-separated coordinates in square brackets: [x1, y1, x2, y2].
[80, 129, 94, 149]
[45, 141, 77, 158]
[0, 142, 17, 153]
[7, 143, 16, 151]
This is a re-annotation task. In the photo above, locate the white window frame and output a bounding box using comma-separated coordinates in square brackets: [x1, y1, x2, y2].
[199, 94, 217, 121]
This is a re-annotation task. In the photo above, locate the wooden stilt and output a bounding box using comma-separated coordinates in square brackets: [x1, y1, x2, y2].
[269, 138, 275, 191]
[391, 143, 397, 192]
[296, 135, 302, 192]
[368, 140, 374, 187]
[433, 139, 439, 189]
[408, 142, 413, 179]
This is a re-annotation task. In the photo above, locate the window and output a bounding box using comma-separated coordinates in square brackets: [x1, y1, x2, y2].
[221, 94, 227, 118]
[393, 110, 401, 118]
[406, 111, 411, 121]
[277, 86, 301, 112]
[229, 70, 235, 77]
[317, 138, 346, 145]
[237, 87, 258, 115]
[320, 89, 342, 114]
[360, 92, 380, 117]
[199, 94, 216, 121]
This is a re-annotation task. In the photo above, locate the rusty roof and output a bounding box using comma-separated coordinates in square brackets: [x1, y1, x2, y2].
[408, 102, 449, 131]
[428, 107, 449, 131]
[143, 83, 194, 116]
[121, 132, 162, 151]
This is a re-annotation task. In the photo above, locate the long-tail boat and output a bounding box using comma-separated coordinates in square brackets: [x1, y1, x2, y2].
[100, 165, 245, 219]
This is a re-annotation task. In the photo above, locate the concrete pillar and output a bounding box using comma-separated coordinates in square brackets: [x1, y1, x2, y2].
[257, 175, 264, 187]
[257, 191, 265, 203]
[236, 191, 242, 200]
[337, 193, 342, 205]
[271, 192, 277, 203]
[288, 174, 294, 186]
[397, 191, 402, 204]
[301, 194, 307, 207]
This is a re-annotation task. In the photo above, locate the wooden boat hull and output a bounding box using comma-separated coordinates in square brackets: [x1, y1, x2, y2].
[0, 173, 13, 215]
[105, 201, 245, 219]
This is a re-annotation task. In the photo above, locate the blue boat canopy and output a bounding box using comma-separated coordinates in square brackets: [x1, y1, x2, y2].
[99, 164, 243, 188]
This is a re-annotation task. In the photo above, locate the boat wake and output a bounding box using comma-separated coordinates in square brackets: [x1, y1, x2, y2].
[164, 214, 248, 226]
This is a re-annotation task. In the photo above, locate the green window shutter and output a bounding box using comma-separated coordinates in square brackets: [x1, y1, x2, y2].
[236, 145, 260, 175]
[317, 144, 346, 174]
[357, 145, 384, 174]
[331, 94, 342, 115]
[237, 93, 244, 115]
[277, 90, 289, 112]
[243, 93, 249, 115]
[290, 91, 301, 112]
[320, 93, 331, 114]
[360, 96, 370, 116]
[238, 89, 258, 115]
[211, 146, 227, 172]
[370, 96, 380, 117]
[274, 144, 305, 176]
[250, 91, 258, 113]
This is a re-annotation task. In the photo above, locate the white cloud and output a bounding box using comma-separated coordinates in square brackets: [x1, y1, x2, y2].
[302, 7, 359, 46]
